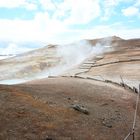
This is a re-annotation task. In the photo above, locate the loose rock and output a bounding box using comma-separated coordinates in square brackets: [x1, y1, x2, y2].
[71, 104, 89, 115]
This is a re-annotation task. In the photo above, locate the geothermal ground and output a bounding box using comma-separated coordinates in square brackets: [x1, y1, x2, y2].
[0, 36, 140, 140]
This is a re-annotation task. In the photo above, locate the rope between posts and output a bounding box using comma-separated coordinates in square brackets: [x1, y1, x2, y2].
[73, 75, 139, 140]
[72, 64, 139, 140]
[124, 84, 140, 140]
[124, 133, 131, 140]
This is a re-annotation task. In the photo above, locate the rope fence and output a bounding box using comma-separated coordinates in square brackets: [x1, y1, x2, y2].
[124, 84, 140, 140]
[74, 74, 140, 140]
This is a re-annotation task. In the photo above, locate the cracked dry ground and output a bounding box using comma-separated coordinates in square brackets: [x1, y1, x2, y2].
[0, 77, 140, 140]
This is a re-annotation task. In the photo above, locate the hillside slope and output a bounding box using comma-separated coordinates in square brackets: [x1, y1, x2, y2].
[0, 36, 140, 84]
[0, 77, 140, 140]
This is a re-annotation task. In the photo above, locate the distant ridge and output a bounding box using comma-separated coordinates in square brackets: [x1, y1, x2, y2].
[87, 36, 123, 45]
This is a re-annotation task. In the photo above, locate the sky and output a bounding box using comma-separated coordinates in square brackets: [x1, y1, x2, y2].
[0, 0, 140, 46]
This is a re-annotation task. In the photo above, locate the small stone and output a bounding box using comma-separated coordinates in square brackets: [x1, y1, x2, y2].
[103, 121, 112, 128]
[102, 118, 112, 128]
[72, 104, 89, 115]
[100, 103, 108, 106]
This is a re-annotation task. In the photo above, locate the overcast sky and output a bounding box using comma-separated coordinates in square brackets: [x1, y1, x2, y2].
[0, 0, 140, 44]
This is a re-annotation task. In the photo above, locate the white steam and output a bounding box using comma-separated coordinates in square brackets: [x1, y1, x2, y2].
[57, 40, 106, 65]
[0, 40, 113, 85]
[37, 40, 112, 78]
[58, 41, 93, 65]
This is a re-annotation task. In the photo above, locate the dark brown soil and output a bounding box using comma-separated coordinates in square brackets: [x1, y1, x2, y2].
[0, 77, 140, 140]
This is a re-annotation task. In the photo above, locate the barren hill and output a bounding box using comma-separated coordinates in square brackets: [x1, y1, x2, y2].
[0, 36, 140, 84]
[0, 77, 140, 140]
[0, 36, 140, 140]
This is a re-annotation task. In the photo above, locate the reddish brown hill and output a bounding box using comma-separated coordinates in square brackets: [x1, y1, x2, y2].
[0, 77, 140, 140]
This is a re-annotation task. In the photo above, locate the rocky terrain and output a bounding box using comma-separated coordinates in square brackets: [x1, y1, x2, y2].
[0, 36, 140, 140]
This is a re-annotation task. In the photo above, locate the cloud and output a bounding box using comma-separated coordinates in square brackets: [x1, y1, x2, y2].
[39, 0, 101, 24]
[24, 2, 37, 10]
[0, 0, 139, 45]
[101, 0, 134, 20]
[81, 25, 140, 40]
[0, 14, 140, 45]
[63, 0, 101, 24]
[121, 0, 140, 17]
[0, 43, 33, 55]
[122, 6, 139, 16]
[0, 0, 37, 10]
[135, 0, 140, 6]
[0, 0, 101, 43]
[0, 12, 69, 43]
[39, 0, 57, 11]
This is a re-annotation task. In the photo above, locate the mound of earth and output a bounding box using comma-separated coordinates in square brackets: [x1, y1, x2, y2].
[0, 77, 140, 140]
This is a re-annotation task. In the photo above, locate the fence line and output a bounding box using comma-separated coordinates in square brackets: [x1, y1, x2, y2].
[74, 75, 140, 140]
[124, 84, 140, 140]
[92, 58, 140, 68]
